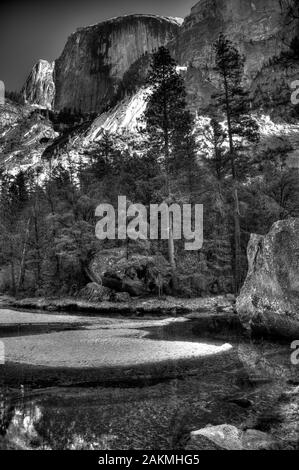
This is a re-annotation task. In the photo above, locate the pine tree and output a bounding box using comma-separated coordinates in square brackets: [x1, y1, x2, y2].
[200, 118, 230, 235]
[0, 171, 31, 293]
[143, 46, 196, 281]
[213, 33, 260, 292]
[171, 109, 198, 197]
[202, 118, 229, 182]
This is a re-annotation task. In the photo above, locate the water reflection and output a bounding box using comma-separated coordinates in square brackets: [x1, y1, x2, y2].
[0, 393, 120, 450]
[0, 337, 298, 450]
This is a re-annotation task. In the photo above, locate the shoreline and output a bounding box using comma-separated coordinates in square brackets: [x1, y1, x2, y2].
[0, 347, 238, 389]
[0, 294, 236, 316]
[0, 299, 242, 389]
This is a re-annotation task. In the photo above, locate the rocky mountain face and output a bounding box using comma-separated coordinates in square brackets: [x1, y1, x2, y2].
[22, 2, 298, 116]
[4, 1, 298, 174]
[171, 0, 299, 111]
[54, 15, 181, 114]
[86, 88, 149, 138]
[23, 16, 181, 113]
[0, 101, 58, 173]
[24, 15, 179, 114]
[176, 0, 292, 68]
[22, 60, 55, 109]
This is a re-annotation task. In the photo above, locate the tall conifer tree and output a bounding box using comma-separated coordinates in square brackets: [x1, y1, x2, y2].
[143, 46, 196, 280]
[213, 33, 259, 292]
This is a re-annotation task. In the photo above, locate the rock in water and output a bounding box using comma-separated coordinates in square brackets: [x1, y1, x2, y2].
[236, 218, 299, 339]
[22, 59, 55, 109]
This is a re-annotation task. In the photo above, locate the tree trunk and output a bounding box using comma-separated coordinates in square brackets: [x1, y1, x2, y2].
[168, 211, 177, 291]
[33, 207, 42, 287]
[9, 239, 16, 296]
[233, 187, 242, 293]
[18, 217, 31, 291]
[10, 262, 16, 295]
[162, 76, 177, 285]
[46, 171, 61, 280]
[223, 72, 242, 294]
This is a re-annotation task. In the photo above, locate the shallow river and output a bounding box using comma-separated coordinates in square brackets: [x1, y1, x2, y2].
[0, 309, 298, 450]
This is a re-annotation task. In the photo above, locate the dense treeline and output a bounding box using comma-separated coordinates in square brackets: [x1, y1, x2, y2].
[0, 37, 298, 298]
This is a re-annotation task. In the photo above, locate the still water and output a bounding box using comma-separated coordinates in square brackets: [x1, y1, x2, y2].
[0, 312, 298, 450]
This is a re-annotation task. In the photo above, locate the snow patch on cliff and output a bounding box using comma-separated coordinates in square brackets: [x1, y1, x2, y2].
[258, 115, 299, 169]
[75, 14, 183, 32]
[87, 88, 150, 140]
[85, 86, 299, 169]
[258, 115, 299, 141]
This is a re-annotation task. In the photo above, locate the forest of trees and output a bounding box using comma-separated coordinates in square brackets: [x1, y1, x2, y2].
[0, 36, 298, 298]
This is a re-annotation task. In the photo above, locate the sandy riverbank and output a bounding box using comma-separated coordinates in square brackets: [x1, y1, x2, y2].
[0, 309, 232, 369]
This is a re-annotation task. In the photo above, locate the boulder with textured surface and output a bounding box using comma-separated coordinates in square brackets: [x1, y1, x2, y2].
[236, 218, 299, 339]
[90, 247, 172, 297]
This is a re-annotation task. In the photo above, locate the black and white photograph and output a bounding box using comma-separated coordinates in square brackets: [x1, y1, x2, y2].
[0, 0, 298, 457]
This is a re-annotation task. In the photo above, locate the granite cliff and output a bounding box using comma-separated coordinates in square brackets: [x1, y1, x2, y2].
[171, 0, 299, 111]
[22, 60, 55, 110]
[22, 2, 299, 116]
[25, 15, 180, 113]
[54, 15, 181, 114]
[7, 1, 299, 172]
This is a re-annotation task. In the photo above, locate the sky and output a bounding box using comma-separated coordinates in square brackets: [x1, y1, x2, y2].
[0, 0, 196, 92]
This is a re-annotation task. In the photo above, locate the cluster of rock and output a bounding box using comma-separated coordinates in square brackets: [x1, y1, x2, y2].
[78, 240, 235, 302]
[87, 246, 171, 299]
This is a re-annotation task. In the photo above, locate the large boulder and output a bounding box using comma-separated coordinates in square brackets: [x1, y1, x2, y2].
[236, 218, 299, 339]
[90, 247, 172, 297]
